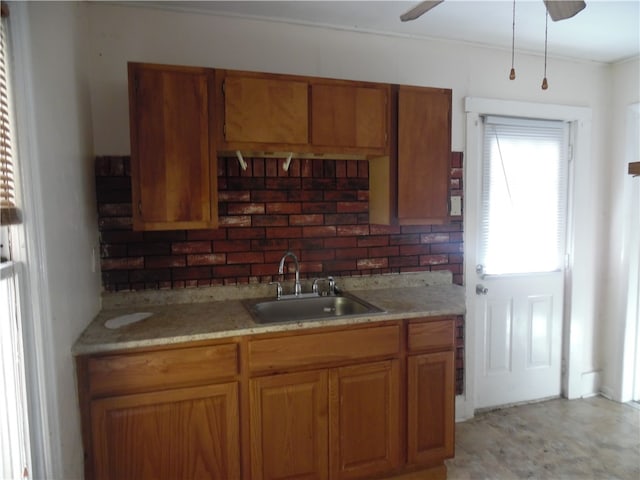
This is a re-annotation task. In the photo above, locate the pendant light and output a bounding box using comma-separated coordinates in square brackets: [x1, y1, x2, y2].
[509, 0, 516, 80]
[541, 9, 549, 90]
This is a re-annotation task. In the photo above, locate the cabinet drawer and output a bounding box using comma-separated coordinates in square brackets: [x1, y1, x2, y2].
[249, 324, 400, 373]
[87, 343, 238, 397]
[407, 318, 455, 352]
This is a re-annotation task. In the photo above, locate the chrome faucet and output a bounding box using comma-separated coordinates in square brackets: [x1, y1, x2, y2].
[278, 251, 301, 295]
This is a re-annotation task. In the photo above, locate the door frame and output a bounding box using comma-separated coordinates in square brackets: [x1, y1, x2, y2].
[459, 97, 592, 419]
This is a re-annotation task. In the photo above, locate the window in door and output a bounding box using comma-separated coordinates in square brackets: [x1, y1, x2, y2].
[480, 116, 569, 275]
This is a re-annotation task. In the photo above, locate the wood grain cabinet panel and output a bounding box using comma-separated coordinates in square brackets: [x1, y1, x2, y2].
[87, 343, 238, 397]
[329, 360, 400, 480]
[223, 74, 309, 146]
[310, 83, 388, 154]
[397, 86, 452, 225]
[128, 63, 218, 231]
[91, 383, 240, 480]
[250, 370, 329, 480]
[407, 351, 455, 466]
[407, 318, 455, 353]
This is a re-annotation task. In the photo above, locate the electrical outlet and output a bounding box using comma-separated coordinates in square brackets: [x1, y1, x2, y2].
[450, 196, 462, 216]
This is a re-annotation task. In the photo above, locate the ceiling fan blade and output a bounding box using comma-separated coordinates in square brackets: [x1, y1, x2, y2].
[400, 1, 444, 22]
[543, 0, 586, 21]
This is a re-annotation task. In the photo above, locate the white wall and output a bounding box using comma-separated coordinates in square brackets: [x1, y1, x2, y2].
[11, 2, 101, 478]
[600, 57, 640, 401]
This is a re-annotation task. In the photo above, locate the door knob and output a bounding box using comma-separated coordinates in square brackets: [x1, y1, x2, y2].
[476, 284, 488, 295]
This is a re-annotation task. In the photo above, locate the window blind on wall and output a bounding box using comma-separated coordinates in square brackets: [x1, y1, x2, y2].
[480, 115, 569, 275]
[0, 3, 19, 226]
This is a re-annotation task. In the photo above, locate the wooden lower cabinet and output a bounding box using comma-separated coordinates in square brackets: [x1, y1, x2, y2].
[330, 360, 401, 480]
[90, 382, 240, 480]
[407, 351, 455, 466]
[250, 370, 329, 480]
[249, 360, 401, 480]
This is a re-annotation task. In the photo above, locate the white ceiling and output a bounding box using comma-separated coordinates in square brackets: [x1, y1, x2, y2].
[129, 0, 640, 64]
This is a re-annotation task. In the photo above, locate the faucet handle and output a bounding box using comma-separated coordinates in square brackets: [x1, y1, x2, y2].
[269, 281, 283, 299]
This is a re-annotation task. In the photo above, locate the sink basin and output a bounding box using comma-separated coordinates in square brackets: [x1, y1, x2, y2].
[243, 293, 385, 324]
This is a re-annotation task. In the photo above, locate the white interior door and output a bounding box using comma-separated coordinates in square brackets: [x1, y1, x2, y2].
[472, 116, 569, 409]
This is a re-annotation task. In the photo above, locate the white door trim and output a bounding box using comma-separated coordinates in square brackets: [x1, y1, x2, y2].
[461, 97, 593, 417]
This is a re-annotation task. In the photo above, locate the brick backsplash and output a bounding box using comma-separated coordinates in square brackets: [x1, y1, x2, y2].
[96, 153, 465, 393]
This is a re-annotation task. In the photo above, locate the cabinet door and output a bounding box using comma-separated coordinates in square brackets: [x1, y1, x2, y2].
[224, 75, 309, 146]
[311, 83, 388, 153]
[397, 86, 452, 225]
[329, 360, 401, 480]
[91, 383, 240, 480]
[407, 351, 455, 465]
[250, 371, 329, 480]
[128, 63, 218, 230]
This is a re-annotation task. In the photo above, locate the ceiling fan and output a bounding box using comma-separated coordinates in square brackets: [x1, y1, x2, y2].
[400, 0, 586, 22]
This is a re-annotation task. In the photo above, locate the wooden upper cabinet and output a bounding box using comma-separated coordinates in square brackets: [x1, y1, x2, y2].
[128, 63, 218, 231]
[397, 86, 452, 225]
[221, 72, 309, 148]
[310, 83, 389, 154]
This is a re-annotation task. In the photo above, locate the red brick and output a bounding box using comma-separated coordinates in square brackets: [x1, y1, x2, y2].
[357, 258, 388, 270]
[130, 269, 171, 283]
[303, 226, 336, 238]
[288, 238, 324, 250]
[251, 263, 280, 276]
[210, 240, 248, 252]
[335, 248, 368, 260]
[357, 236, 388, 247]
[266, 178, 301, 190]
[335, 161, 347, 178]
[100, 231, 144, 243]
[228, 203, 265, 215]
[347, 162, 359, 177]
[265, 227, 302, 239]
[289, 190, 323, 202]
[290, 214, 324, 226]
[187, 254, 226, 266]
[252, 215, 289, 227]
[300, 262, 323, 274]
[451, 167, 463, 179]
[99, 203, 132, 217]
[252, 190, 288, 202]
[370, 224, 401, 235]
[337, 225, 369, 236]
[214, 265, 251, 278]
[219, 215, 251, 227]
[300, 159, 313, 177]
[419, 254, 449, 266]
[128, 242, 170, 256]
[218, 191, 250, 202]
[265, 158, 279, 177]
[187, 229, 226, 240]
[451, 151, 463, 168]
[420, 233, 450, 244]
[358, 161, 368, 178]
[400, 245, 431, 256]
[171, 241, 211, 254]
[337, 201, 367, 213]
[98, 217, 132, 230]
[430, 243, 463, 254]
[390, 256, 419, 268]
[251, 239, 289, 251]
[324, 237, 357, 249]
[432, 224, 462, 233]
[369, 246, 399, 257]
[146, 255, 186, 268]
[302, 202, 336, 214]
[267, 202, 302, 214]
[324, 260, 357, 272]
[101, 257, 144, 270]
[389, 234, 420, 245]
[228, 228, 266, 240]
[227, 252, 265, 264]
[301, 249, 335, 261]
[172, 266, 212, 280]
[357, 191, 369, 202]
[324, 190, 358, 202]
[144, 231, 187, 242]
[401, 225, 432, 234]
[100, 243, 127, 258]
[324, 213, 359, 225]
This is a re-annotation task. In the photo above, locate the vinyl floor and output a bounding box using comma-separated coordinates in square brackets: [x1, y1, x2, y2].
[445, 396, 640, 480]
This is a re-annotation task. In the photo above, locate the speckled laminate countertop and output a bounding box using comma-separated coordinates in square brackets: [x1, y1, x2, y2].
[73, 272, 465, 355]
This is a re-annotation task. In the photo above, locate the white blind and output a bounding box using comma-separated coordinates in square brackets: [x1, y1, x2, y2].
[0, 5, 19, 225]
[480, 115, 569, 275]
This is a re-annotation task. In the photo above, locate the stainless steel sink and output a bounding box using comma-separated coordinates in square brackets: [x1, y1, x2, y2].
[243, 293, 385, 324]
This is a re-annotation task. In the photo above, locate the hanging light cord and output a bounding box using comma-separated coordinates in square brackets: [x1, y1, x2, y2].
[542, 10, 549, 90]
[509, 0, 516, 80]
